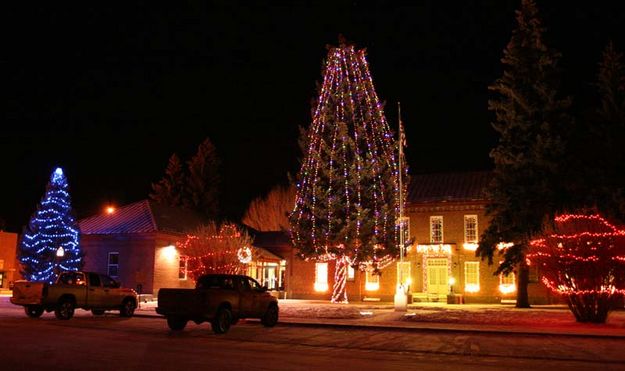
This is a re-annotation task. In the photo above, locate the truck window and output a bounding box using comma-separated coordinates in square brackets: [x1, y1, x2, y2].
[101, 275, 116, 288]
[59, 272, 85, 285]
[89, 273, 101, 287]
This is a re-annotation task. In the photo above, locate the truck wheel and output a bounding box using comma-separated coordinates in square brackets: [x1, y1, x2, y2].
[25, 305, 44, 318]
[261, 303, 279, 327]
[212, 307, 232, 334]
[55, 299, 75, 320]
[92, 309, 105, 316]
[119, 299, 136, 318]
[167, 317, 188, 331]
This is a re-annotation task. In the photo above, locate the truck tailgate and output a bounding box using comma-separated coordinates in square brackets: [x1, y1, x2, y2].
[157, 288, 203, 317]
[10, 282, 45, 305]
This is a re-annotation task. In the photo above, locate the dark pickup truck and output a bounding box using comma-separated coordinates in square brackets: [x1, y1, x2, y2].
[156, 274, 279, 334]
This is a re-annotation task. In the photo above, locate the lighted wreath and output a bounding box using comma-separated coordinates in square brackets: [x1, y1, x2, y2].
[237, 246, 252, 264]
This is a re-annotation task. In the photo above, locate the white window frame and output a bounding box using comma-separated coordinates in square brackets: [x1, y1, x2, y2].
[398, 216, 411, 245]
[365, 270, 380, 291]
[464, 215, 478, 243]
[430, 216, 444, 243]
[107, 252, 119, 278]
[314, 263, 328, 292]
[179, 255, 189, 280]
[464, 261, 480, 293]
[397, 261, 411, 288]
[499, 271, 516, 294]
[347, 265, 355, 281]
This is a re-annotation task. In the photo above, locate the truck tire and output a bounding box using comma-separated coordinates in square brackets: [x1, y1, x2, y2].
[261, 303, 279, 327]
[211, 307, 232, 334]
[119, 298, 136, 317]
[92, 309, 105, 316]
[167, 316, 188, 331]
[25, 305, 44, 318]
[55, 299, 75, 320]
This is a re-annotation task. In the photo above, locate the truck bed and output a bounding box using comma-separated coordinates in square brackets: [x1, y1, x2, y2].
[10, 281, 45, 306]
[157, 288, 206, 318]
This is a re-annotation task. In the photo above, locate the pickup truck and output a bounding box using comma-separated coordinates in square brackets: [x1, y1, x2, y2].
[10, 271, 138, 320]
[157, 274, 279, 334]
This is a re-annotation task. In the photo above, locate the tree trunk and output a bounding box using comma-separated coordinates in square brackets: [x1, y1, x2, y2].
[331, 257, 348, 304]
[515, 260, 531, 308]
[567, 292, 613, 323]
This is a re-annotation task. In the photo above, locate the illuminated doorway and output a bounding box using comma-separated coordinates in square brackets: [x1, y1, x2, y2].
[426, 258, 449, 295]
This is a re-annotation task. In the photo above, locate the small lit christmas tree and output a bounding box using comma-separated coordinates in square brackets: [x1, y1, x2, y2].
[19, 167, 83, 283]
[290, 39, 402, 303]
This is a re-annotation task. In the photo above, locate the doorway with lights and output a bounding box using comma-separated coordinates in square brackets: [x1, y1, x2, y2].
[426, 258, 449, 296]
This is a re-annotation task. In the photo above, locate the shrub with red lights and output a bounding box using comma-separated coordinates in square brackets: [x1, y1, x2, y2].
[528, 214, 625, 323]
[177, 222, 255, 281]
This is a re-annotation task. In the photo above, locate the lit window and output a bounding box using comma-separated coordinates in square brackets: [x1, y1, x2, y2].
[397, 216, 411, 247]
[430, 216, 443, 243]
[314, 263, 328, 292]
[365, 270, 380, 291]
[464, 262, 480, 293]
[108, 252, 119, 278]
[397, 261, 411, 289]
[179, 255, 188, 280]
[499, 271, 516, 294]
[347, 265, 355, 281]
[464, 215, 478, 243]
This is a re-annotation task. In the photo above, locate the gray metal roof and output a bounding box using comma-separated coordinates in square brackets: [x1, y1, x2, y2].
[79, 200, 207, 235]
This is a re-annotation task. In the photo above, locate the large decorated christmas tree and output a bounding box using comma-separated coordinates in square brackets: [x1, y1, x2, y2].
[290, 40, 402, 303]
[19, 167, 83, 283]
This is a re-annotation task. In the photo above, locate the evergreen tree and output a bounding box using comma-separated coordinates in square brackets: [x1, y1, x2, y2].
[19, 168, 83, 283]
[587, 43, 625, 219]
[185, 137, 220, 220]
[290, 42, 402, 303]
[476, 0, 571, 308]
[149, 153, 185, 207]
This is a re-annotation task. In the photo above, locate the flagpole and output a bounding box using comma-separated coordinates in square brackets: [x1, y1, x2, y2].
[394, 101, 407, 311]
[398, 101, 404, 263]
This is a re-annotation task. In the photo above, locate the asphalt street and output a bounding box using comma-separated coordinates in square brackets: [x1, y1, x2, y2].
[1, 303, 624, 371]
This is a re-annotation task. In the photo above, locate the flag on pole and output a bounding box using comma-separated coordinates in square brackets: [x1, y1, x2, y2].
[399, 116, 407, 148]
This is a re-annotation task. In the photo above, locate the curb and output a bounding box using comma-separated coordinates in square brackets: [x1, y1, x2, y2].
[131, 311, 625, 339]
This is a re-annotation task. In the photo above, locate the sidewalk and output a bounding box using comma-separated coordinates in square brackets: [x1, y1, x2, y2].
[135, 299, 625, 338]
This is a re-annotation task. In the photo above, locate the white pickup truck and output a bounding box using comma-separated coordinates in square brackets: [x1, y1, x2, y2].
[11, 271, 138, 320]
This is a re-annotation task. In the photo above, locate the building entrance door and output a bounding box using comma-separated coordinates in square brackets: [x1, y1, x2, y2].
[426, 258, 449, 295]
[263, 265, 277, 290]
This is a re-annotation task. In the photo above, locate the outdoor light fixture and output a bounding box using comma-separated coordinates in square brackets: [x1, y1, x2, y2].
[463, 243, 478, 251]
[105, 206, 116, 214]
[56, 247, 65, 257]
[162, 245, 177, 261]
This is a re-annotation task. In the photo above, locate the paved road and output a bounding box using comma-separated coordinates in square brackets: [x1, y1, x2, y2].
[1, 305, 624, 370]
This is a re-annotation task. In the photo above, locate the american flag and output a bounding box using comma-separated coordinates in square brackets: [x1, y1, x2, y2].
[399, 117, 407, 148]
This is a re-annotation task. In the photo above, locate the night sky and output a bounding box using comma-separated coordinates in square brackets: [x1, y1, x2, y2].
[2, 1, 625, 232]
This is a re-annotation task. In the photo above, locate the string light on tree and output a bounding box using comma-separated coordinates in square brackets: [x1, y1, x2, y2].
[177, 222, 255, 280]
[528, 213, 625, 323]
[289, 38, 404, 303]
[18, 167, 83, 283]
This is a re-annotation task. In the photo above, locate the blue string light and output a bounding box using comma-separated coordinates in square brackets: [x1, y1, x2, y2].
[18, 167, 83, 283]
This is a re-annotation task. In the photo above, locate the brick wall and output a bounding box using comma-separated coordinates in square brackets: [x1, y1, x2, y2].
[0, 231, 20, 288]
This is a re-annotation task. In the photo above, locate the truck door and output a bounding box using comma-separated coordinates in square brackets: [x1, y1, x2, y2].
[87, 273, 106, 308]
[237, 277, 256, 318]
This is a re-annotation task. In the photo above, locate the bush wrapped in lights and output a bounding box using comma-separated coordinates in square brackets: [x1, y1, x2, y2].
[528, 214, 625, 323]
[177, 222, 255, 281]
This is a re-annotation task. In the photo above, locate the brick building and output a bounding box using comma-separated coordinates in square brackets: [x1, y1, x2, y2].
[288, 171, 555, 304]
[79, 200, 205, 296]
[0, 231, 19, 292]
